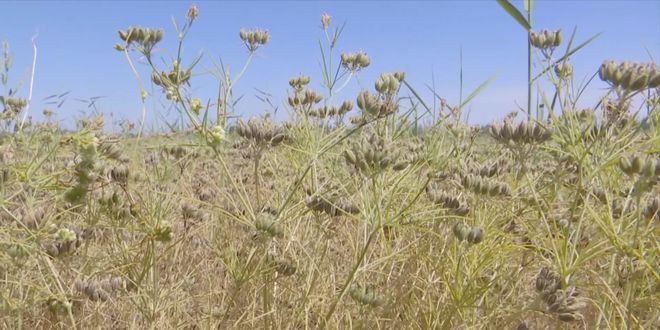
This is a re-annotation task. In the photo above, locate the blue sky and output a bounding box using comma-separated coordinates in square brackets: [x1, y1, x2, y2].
[1, 1, 659, 130]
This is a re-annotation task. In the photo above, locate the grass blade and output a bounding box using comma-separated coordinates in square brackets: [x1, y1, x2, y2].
[496, 0, 531, 31]
[459, 75, 496, 109]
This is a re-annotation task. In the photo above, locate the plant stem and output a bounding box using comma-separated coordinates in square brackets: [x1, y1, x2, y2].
[320, 226, 380, 327]
[527, 9, 533, 120]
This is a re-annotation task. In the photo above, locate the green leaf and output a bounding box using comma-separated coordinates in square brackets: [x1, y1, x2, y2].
[524, 0, 535, 13]
[459, 75, 497, 109]
[402, 80, 431, 114]
[496, 0, 531, 31]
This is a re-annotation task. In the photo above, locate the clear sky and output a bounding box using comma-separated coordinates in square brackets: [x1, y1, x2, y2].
[1, 0, 659, 130]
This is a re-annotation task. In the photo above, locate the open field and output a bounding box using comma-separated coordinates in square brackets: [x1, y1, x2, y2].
[1, 3, 659, 329]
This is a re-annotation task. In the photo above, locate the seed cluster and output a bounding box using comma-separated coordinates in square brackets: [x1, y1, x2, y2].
[239, 28, 270, 52]
[340, 51, 371, 71]
[308, 101, 353, 119]
[535, 267, 586, 322]
[599, 60, 660, 92]
[426, 188, 470, 216]
[489, 120, 552, 144]
[343, 134, 409, 174]
[235, 116, 286, 147]
[74, 276, 126, 302]
[459, 173, 511, 197]
[1, 97, 27, 120]
[529, 29, 562, 50]
[452, 222, 485, 244]
[305, 193, 359, 217]
[618, 155, 660, 177]
[288, 89, 323, 109]
[118, 26, 163, 52]
[45, 228, 82, 258]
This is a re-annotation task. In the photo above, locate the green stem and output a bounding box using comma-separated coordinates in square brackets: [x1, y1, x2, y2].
[527, 10, 533, 120]
[254, 149, 262, 211]
[320, 226, 380, 327]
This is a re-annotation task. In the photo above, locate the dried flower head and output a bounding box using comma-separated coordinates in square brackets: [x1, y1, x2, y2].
[239, 28, 270, 52]
[289, 75, 311, 91]
[489, 120, 552, 144]
[599, 60, 660, 92]
[235, 116, 286, 147]
[118, 26, 163, 53]
[529, 29, 562, 50]
[426, 188, 470, 216]
[356, 90, 398, 118]
[321, 13, 331, 30]
[288, 88, 323, 109]
[341, 51, 370, 71]
[187, 4, 199, 24]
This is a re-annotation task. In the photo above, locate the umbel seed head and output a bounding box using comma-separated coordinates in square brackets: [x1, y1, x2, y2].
[529, 29, 562, 50]
[239, 28, 270, 52]
[341, 51, 371, 71]
[599, 60, 660, 91]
